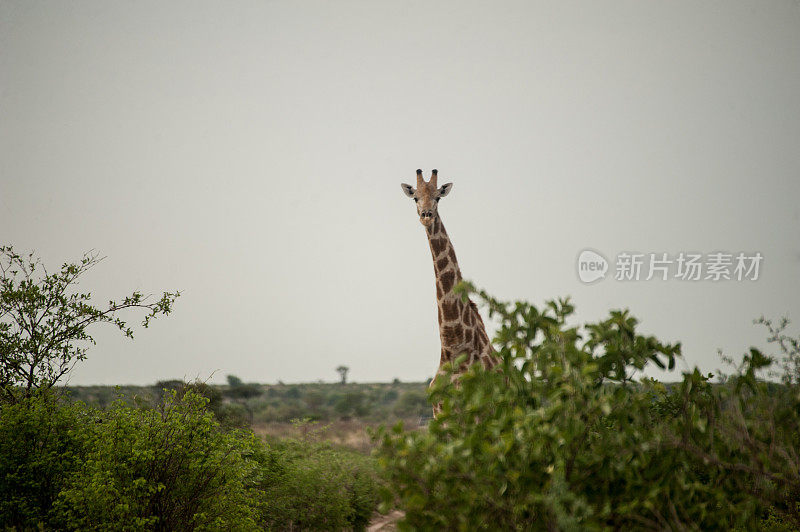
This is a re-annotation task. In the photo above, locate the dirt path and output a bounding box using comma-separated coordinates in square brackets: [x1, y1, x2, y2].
[367, 510, 405, 531]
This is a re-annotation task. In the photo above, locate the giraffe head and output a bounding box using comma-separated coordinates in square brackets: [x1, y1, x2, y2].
[401, 169, 453, 227]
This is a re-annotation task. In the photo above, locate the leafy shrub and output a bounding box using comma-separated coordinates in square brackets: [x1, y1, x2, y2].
[335, 391, 370, 419]
[285, 386, 301, 399]
[155, 379, 186, 397]
[53, 390, 258, 531]
[270, 401, 309, 422]
[383, 389, 399, 402]
[153, 380, 251, 431]
[375, 284, 800, 530]
[224, 375, 262, 401]
[304, 390, 325, 409]
[0, 392, 91, 529]
[254, 428, 379, 530]
[392, 390, 428, 418]
[215, 402, 252, 430]
[0, 389, 384, 531]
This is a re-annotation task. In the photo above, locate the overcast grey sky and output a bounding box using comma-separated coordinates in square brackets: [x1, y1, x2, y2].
[1, 0, 799, 385]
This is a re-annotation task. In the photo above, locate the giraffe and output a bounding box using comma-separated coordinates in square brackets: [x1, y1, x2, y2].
[401, 169, 500, 412]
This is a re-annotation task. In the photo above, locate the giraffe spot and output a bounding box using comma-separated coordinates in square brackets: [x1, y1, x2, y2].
[441, 299, 462, 321]
[439, 270, 456, 293]
[463, 306, 473, 325]
[436, 256, 449, 272]
[441, 323, 463, 346]
[431, 238, 447, 256]
[448, 246, 457, 264]
[464, 328, 473, 344]
[436, 282, 443, 299]
[437, 306, 442, 325]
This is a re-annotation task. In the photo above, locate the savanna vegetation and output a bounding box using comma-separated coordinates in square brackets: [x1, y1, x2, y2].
[66, 379, 431, 451]
[2, 246, 800, 530]
[0, 388, 382, 530]
[376, 284, 800, 530]
[0, 247, 384, 530]
[67, 379, 430, 423]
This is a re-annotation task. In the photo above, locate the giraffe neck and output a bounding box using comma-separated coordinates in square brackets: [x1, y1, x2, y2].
[425, 213, 463, 308]
[422, 211, 498, 416]
[424, 212, 496, 377]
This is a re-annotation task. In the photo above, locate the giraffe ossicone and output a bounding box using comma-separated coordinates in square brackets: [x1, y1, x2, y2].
[401, 169, 500, 415]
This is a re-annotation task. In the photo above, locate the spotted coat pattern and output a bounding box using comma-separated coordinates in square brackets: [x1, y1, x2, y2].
[425, 213, 500, 413]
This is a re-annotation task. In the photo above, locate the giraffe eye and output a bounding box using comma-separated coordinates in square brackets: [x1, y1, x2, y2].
[435, 197, 440, 202]
[414, 198, 418, 203]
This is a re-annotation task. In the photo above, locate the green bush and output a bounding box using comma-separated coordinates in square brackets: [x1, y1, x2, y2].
[53, 390, 258, 531]
[285, 386, 301, 399]
[254, 429, 379, 530]
[335, 391, 370, 419]
[392, 389, 428, 418]
[0, 389, 385, 531]
[0, 392, 91, 529]
[375, 284, 800, 530]
[214, 402, 252, 430]
[383, 389, 399, 402]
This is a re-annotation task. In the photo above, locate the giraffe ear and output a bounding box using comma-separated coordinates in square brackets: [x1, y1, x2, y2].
[438, 183, 453, 198]
[401, 183, 416, 198]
